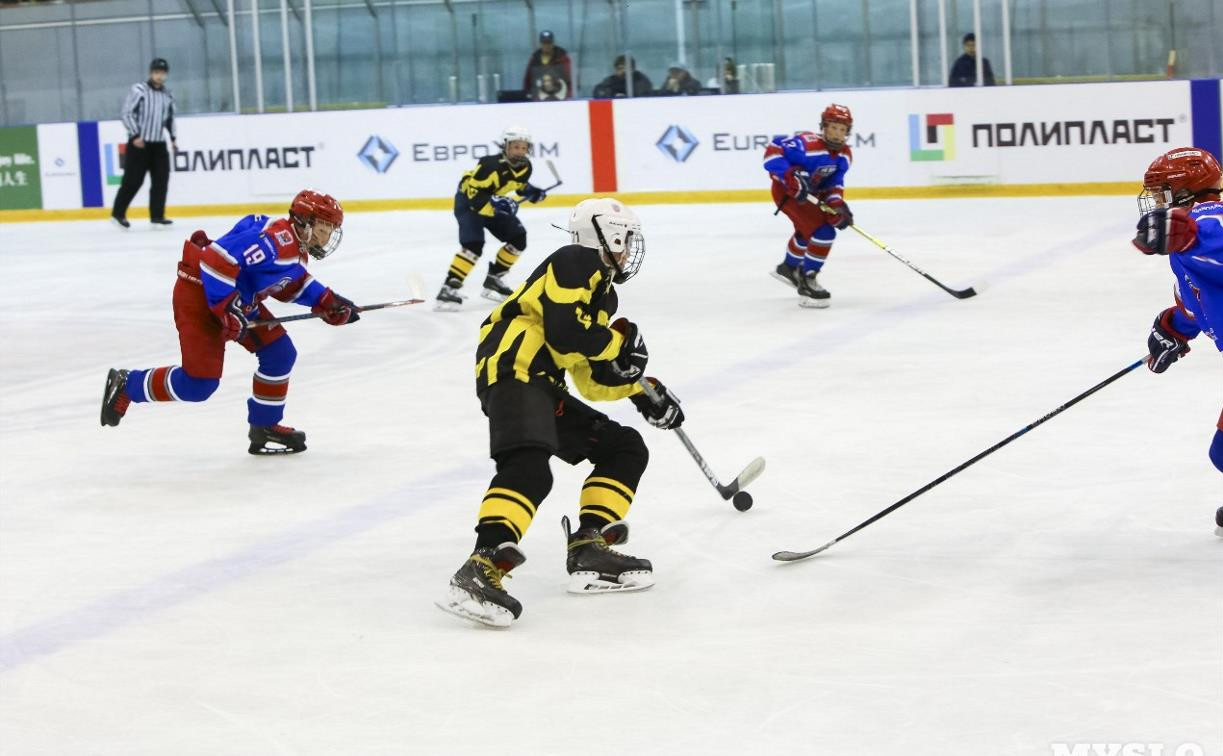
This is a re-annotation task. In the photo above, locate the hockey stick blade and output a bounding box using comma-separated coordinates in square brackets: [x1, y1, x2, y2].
[772, 540, 835, 562]
[716, 456, 766, 498]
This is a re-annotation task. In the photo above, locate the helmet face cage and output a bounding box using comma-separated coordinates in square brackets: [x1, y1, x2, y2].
[501, 128, 532, 168]
[290, 190, 344, 260]
[307, 224, 343, 260]
[591, 214, 645, 284]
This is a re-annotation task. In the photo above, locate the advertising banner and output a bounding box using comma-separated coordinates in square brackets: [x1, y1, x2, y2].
[0, 126, 42, 210]
[36, 123, 82, 210]
[612, 81, 1193, 192]
[91, 100, 592, 210]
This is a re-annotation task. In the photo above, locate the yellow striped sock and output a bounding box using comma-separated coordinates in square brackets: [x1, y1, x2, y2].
[477, 486, 538, 541]
[579, 475, 635, 525]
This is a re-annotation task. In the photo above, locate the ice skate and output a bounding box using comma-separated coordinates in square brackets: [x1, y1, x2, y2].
[770, 262, 802, 289]
[248, 423, 307, 455]
[100, 368, 131, 427]
[1215, 506, 1222, 538]
[436, 542, 526, 627]
[435, 276, 465, 312]
[797, 270, 831, 309]
[563, 516, 653, 594]
[480, 270, 514, 302]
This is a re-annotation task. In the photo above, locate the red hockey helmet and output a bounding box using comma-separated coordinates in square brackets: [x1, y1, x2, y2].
[289, 189, 344, 259]
[820, 104, 853, 132]
[1138, 147, 1222, 213]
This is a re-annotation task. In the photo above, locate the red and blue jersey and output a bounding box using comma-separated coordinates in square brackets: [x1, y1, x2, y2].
[197, 215, 327, 310]
[1165, 200, 1223, 350]
[763, 133, 852, 204]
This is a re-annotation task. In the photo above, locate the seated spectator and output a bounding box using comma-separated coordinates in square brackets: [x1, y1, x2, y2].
[948, 33, 996, 87]
[659, 62, 701, 96]
[592, 55, 654, 98]
[720, 57, 740, 94]
[523, 30, 572, 100]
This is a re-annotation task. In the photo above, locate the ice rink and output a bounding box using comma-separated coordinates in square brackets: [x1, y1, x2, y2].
[1, 196, 1220, 755]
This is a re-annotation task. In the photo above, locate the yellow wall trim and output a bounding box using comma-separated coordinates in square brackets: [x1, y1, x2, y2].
[0, 182, 1138, 223]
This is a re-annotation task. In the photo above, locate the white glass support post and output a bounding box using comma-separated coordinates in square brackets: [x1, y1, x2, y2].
[304, 0, 317, 110]
[908, 0, 919, 86]
[937, 0, 947, 86]
[674, 0, 686, 66]
[1001, 0, 1012, 84]
[227, 0, 241, 112]
[251, 0, 265, 112]
[972, 0, 983, 86]
[280, 0, 292, 112]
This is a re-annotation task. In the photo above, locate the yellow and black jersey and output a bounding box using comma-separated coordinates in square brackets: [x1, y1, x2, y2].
[475, 244, 644, 403]
[457, 154, 533, 217]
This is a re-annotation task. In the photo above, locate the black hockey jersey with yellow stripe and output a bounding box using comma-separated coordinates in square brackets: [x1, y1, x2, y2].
[475, 244, 644, 403]
[458, 154, 533, 217]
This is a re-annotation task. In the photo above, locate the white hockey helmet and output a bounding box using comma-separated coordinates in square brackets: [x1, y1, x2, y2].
[568, 197, 645, 284]
[501, 126, 532, 166]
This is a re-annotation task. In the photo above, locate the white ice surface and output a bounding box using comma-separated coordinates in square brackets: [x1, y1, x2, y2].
[0, 197, 1219, 756]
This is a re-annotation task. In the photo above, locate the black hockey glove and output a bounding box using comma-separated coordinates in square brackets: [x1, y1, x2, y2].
[631, 378, 684, 430]
[608, 318, 648, 382]
[490, 195, 518, 217]
[520, 184, 547, 204]
[784, 168, 811, 203]
[1146, 309, 1190, 373]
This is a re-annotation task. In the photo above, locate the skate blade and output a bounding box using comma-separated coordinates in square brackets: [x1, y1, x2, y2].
[769, 271, 799, 289]
[434, 588, 514, 628]
[567, 570, 654, 595]
[1215, 526, 1223, 538]
[479, 289, 508, 303]
[247, 443, 306, 455]
[434, 300, 463, 312]
[798, 296, 830, 309]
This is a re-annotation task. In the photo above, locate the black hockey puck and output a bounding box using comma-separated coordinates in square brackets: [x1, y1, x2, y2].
[732, 491, 753, 512]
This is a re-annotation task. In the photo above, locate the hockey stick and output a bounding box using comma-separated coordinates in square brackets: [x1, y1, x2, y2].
[515, 159, 564, 205]
[250, 297, 426, 326]
[772, 358, 1146, 562]
[807, 197, 977, 299]
[638, 378, 766, 510]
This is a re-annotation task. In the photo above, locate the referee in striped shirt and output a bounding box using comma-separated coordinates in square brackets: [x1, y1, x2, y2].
[111, 58, 178, 228]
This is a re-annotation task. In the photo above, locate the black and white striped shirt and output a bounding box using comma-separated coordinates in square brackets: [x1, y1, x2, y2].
[121, 82, 176, 143]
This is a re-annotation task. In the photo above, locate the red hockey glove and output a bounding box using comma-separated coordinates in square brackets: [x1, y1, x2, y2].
[313, 288, 361, 326]
[822, 198, 853, 230]
[1146, 308, 1191, 373]
[630, 378, 684, 430]
[210, 291, 249, 342]
[1133, 207, 1197, 255]
[783, 167, 812, 203]
[189, 229, 211, 247]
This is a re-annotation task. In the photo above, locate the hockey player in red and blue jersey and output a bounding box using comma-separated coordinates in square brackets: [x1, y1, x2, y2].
[765, 103, 854, 308]
[1131, 146, 1223, 532]
[99, 190, 360, 454]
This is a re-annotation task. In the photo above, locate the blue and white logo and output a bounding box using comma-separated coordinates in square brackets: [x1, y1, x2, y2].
[655, 125, 699, 163]
[358, 135, 400, 173]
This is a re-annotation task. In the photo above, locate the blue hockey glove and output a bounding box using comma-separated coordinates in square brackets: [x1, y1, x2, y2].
[520, 184, 547, 204]
[490, 195, 518, 217]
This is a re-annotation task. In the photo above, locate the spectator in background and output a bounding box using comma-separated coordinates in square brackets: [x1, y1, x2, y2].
[948, 33, 996, 87]
[523, 30, 572, 100]
[592, 55, 654, 98]
[659, 62, 702, 96]
[112, 57, 177, 228]
[720, 57, 740, 94]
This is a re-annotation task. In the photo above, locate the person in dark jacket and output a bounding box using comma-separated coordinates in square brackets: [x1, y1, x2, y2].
[659, 63, 702, 96]
[523, 30, 572, 100]
[592, 55, 654, 99]
[949, 33, 996, 87]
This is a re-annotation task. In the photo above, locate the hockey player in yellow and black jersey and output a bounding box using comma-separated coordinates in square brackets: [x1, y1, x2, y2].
[436, 198, 685, 628]
[435, 126, 550, 311]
